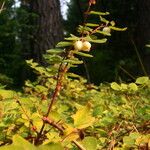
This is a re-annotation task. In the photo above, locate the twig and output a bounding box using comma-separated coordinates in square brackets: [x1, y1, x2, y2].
[35, 57, 68, 144]
[42, 117, 64, 134]
[46, 64, 68, 117]
[131, 39, 147, 76]
[43, 116, 86, 150]
[72, 140, 86, 150]
[119, 65, 136, 80]
[82, 57, 91, 84]
[16, 99, 38, 134]
[132, 124, 139, 133]
[81, 3, 91, 37]
[0, 1, 5, 13]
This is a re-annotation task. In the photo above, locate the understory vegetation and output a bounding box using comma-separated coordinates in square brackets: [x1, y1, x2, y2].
[0, 1, 150, 150]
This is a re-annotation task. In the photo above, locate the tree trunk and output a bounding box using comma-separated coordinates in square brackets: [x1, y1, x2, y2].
[135, 0, 150, 74]
[29, 0, 63, 64]
[136, 0, 150, 49]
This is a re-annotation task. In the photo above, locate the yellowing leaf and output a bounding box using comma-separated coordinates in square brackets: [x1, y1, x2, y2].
[0, 90, 14, 99]
[136, 76, 149, 84]
[13, 135, 36, 149]
[72, 104, 95, 129]
[90, 11, 110, 16]
[109, 26, 127, 31]
[121, 83, 128, 90]
[44, 132, 61, 144]
[63, 132, 79, 143]
[128, 83, 138, 91]
[111, 82, 121, 91]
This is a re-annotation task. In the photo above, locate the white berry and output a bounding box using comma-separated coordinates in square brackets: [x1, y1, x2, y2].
[74, 41, 83, 50]
[82, 41, 91, 52]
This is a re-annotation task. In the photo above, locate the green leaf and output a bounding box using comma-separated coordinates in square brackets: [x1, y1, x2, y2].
[72, 104, 95, 129]
[84, 36, 107, 43]
[136, 76, 149, 84]
[48, 110, 61, 122]
[96, 129, 107, 137]
[82, 137, 97, 150]
[78, 25, 93, 33]
[96, 30, 111, 36]
[111, 82, 121, 91]
[13, 135, 36, 149]
[0, 89, 14, 99]
[65, 34, 79, 41]
[73, 51, 93, 58]
[120, 83, 128, 90]
[38, 143, 63, 150]
[109, 26, 127, 31]
[67, 73, 81, 78]
[123, 136, 135, 147]
[47, 49, 64, 54]
[128, 83, 138, 91]
[56, 41, 72, 47]
[90, 38, 107, 43]
[93, 106, 103, 116]
[86, 23, 99, 27]
[35, 85, 47, 93]
[130, 132, 140, 139]
[0, 145, 20, 150]
[90, 11, 110, 16]
[123, 133, 140, 148]
[64, 59, 83, 64]
[100, 16, 109, 24]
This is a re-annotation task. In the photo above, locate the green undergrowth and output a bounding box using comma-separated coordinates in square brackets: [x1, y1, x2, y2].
[0, 72, 150, 149]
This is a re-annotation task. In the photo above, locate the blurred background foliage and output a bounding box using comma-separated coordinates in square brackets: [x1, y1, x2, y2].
[65, 0, 150, 84]
[0, 0, 150, 88]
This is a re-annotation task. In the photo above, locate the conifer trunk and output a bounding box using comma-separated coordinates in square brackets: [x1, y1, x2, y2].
[135, 0, 150, 74]
[30, 0, 63, 64]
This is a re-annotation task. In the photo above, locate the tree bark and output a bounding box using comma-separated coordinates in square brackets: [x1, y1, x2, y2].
[136, 0, 150, 49]
[135, 0, 150, 74]
[29, 0, 63, 64]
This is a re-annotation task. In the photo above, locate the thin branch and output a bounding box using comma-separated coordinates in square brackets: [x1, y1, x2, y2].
[35, 57, 68, 144]
[119, 66, 136, 80]
[131, 39, 147, 76]
[82, 57, 91, 84]
[72, 140, 87, 150]
[0, 1, 5, 13]
[46, 64, 68, 117]
[42, 117, 64, 134]
[43, 116, 86, 150]
[16, 99, 38, 134]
